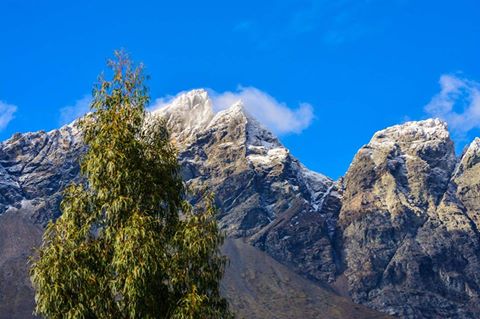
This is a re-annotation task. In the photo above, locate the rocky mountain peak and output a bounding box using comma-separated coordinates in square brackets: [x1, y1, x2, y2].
[370, 118, 451, 148]
[208, 100, 247, 127]
[225, 100, 246, 114]
[160, 88, 211, 112]
[154, 89, 281, 155]
[153, 91, 338, 285]
[344, 118, 456, 209]
[209, 101, 280, 149]
[339, 118, 480, 318]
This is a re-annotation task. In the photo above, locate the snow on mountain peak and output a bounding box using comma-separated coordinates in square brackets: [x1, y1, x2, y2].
[155, 89, 213, 120]
[152, 89, 215, 143]
[371, 118, 451, 146]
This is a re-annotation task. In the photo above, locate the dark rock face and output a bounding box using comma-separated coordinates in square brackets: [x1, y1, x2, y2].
[1, 90, 480, 318]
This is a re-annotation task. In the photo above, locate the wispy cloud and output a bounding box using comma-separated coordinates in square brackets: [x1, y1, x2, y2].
[290, 0, 390, 44]
[211, 87, 314, 134]
[149, 94, 178, 112]
[233, 0, 396, 48]
[0, 100, 17, 130]
[425, 74, 480, 136]
[59, 95, 92, 125]
[233, 20, 254, 33]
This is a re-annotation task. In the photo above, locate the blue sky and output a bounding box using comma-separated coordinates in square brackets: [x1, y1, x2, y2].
[0, 0, 479, 179]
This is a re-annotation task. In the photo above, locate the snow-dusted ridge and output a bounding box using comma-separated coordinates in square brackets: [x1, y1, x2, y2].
[152, 89, 331, 183]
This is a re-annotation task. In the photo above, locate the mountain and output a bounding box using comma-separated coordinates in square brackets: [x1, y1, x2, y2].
[156, 90, 341, 283]
[0, 89, 479, 318]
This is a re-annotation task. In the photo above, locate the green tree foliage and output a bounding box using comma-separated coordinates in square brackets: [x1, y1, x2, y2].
[30, 51, 234, 319]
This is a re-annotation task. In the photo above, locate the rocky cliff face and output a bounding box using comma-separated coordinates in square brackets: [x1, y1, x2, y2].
[0, 123, 83, 224]
[1, 89, 480, 318]
[340, 119, 480, 318]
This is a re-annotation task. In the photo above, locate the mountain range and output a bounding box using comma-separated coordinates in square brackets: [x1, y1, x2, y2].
[1, 89, 479, 318]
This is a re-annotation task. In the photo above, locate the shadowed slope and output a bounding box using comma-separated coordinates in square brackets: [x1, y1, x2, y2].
[221, 238, 391, 319]
[0, 210, 42, 319]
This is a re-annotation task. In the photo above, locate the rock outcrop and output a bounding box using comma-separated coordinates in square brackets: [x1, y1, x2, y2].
[339, 119, 480, 318]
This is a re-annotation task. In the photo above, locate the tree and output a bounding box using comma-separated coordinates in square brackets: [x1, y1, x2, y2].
[30, 50, 233, 319]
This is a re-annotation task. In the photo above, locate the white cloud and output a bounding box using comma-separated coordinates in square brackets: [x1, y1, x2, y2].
[149, 94, 178, 111]
[59, 95, 92, 125]
[0, 101, 17, 130]
[425, 74, 480, 134]
[150, 87, 315, 135]
[210, 87, 314, 134]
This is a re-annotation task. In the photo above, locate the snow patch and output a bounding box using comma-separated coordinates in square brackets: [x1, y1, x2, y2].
[300, 165, 332, 209]
[247, 147, 289, 167]
[151, 89, 215, 144]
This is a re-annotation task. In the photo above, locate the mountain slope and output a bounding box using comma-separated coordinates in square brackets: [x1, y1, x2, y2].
[0, 210, 42, 319]
[221, 238, 390, 319]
